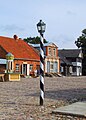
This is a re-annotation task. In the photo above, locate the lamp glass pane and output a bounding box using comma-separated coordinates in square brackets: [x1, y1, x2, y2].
[37, 26, 41, 32]
[42, 25, 46, 31]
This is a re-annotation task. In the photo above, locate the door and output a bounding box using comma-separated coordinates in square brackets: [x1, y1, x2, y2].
[53, 61, 58, 73]
[21, 64, 30, 75]
[47, 61, 50, 73]
[23, 64, 27, 75]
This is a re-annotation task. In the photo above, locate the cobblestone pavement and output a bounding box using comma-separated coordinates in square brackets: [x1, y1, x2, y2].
[0, 76, 86, 120]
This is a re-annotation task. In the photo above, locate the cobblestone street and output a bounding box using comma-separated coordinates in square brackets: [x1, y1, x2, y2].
[0, 76, 86, 120]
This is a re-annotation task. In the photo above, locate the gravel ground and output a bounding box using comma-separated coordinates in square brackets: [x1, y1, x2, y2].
[0, 76, 86, 120]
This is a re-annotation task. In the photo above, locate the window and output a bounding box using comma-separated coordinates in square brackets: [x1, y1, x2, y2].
[16, 64, 19, 72]
[30, 64, 33, 71]
[53, 48, 56, 56]
[48, 47, 52, 56]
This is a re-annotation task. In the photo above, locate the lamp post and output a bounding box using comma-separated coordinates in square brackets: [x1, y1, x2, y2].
[37, 20, 46, 105]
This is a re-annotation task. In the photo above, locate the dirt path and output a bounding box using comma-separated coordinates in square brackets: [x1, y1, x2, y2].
[0, 76, 85, 119]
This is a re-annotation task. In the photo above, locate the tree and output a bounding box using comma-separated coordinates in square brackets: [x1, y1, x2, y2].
[75, 29, 86, 48]
[24, 36, 48, 44]
[75, 29, 86, 75]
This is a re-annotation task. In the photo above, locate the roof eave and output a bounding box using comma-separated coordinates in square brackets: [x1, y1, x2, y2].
[14, 58, 40, 62]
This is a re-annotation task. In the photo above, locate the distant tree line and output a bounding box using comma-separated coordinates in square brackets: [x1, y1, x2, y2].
[24, 36, 48, 44]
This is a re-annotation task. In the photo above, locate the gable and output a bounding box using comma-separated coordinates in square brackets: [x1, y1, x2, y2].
[45, 42, 58, 48]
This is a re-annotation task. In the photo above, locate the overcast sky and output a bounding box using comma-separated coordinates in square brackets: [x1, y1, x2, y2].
[0, 0, 86, 49]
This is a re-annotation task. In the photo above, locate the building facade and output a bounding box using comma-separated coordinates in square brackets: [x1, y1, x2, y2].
[58, 49, 83, 76]
[0, 35, 40, 76]
[31, 42, 60, 74]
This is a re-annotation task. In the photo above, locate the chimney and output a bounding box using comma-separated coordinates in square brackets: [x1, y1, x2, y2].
[13, 35, 18, 41]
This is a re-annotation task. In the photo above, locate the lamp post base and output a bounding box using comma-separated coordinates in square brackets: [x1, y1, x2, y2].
[40, 96, 44, 106]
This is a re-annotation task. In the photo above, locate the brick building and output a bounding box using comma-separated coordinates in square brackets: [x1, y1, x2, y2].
[31, 42, 60, 74]
[0, 35, 40, 76]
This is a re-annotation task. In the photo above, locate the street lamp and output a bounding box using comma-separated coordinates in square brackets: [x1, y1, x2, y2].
[37, 20, 46, 106]
[37, 20, 46, 34]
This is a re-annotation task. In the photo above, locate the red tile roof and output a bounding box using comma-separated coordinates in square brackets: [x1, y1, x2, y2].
[0, 36, 40, 61]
